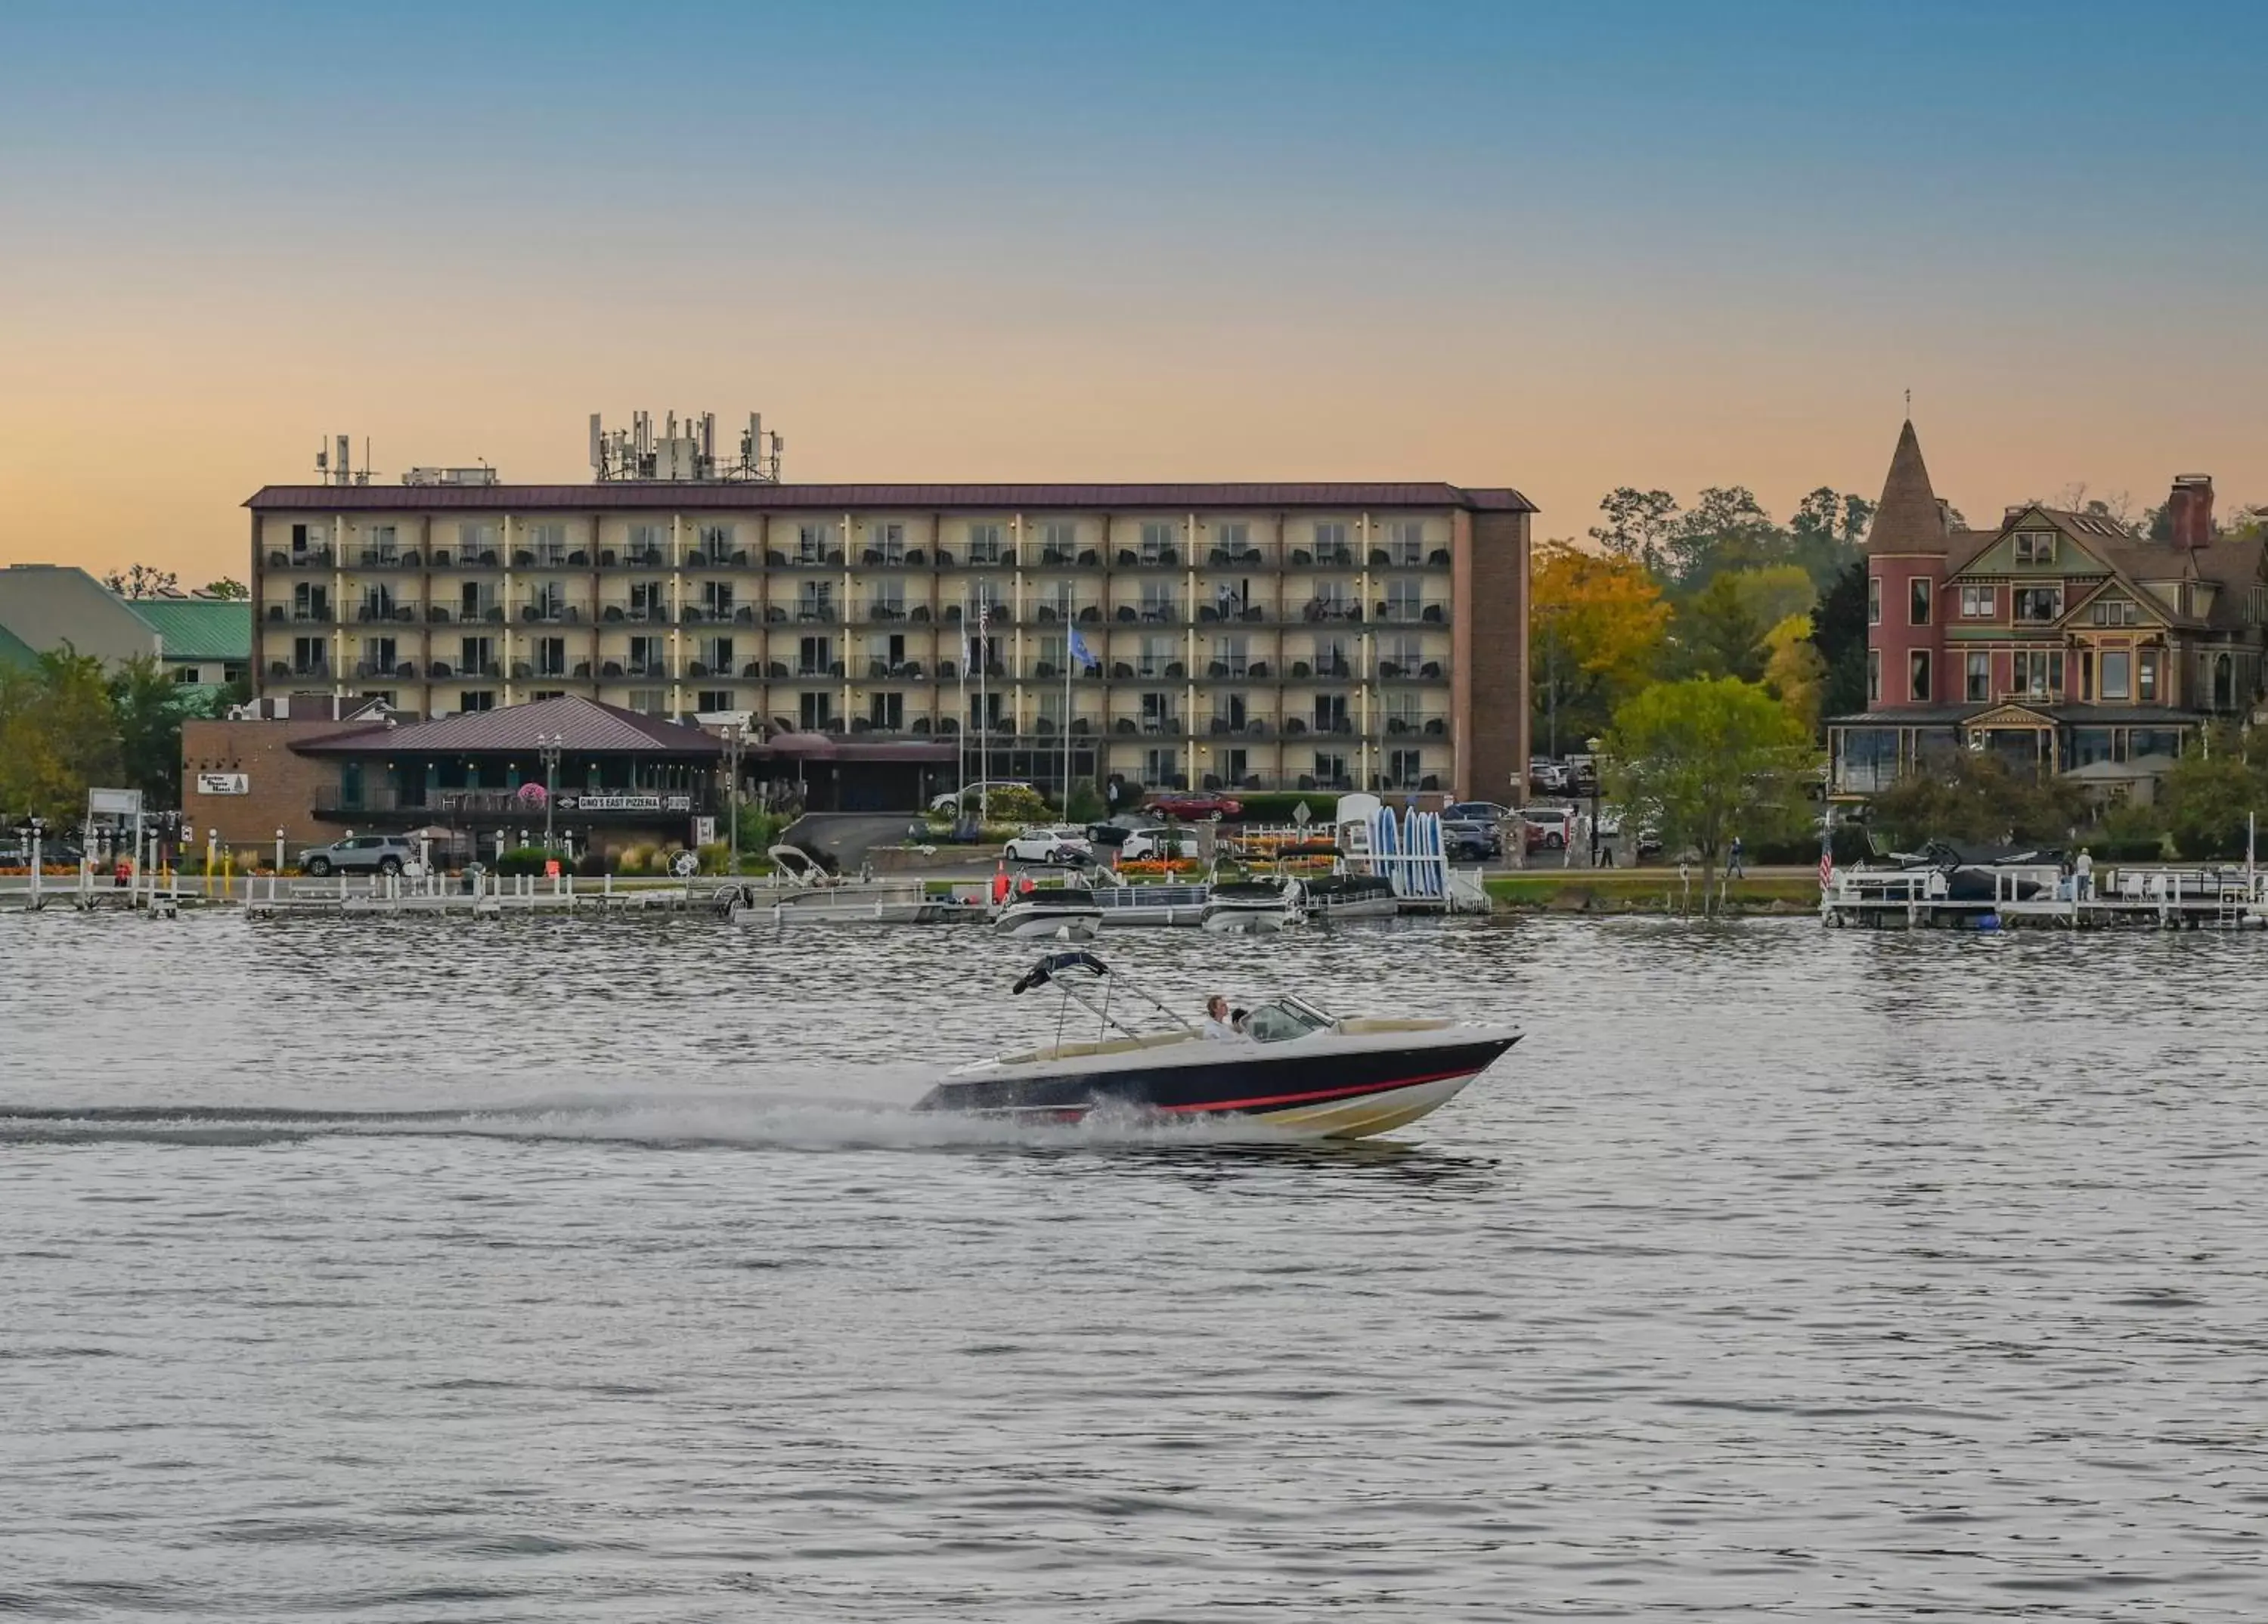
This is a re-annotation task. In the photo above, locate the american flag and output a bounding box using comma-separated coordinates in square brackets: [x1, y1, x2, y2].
[1818, 838, 1834, 892]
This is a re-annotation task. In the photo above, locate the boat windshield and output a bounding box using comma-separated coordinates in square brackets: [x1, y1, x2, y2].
[1244, 999, 1335, 1044]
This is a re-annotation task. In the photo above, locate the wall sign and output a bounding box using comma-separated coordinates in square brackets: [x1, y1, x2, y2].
[556, 793, 693, 813]
[196, 772, 251, 795]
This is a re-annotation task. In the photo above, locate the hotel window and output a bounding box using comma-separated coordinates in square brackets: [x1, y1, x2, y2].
[1909, 649, 1931, 703]
[1867, 576, 1881, 626]
[1380, 632, 1421, 677]
[1138, 634, 1173, 678]
[1035, 520, 1074, 561]
[1138, 521, 1176, 563]
[1212, 635, 1249, 677]
[1314, 751, 1349, 786]
[2100, 649, 2132, 701]
[460, 635, 494, 675]
[1867, 648, 1881, 705]
[796, 522, 837, 564]
[366, 524, 399, 564]
[797, 636, 833, 677]
[292, 636, 325, 675]
[1315, 636, 1350, 677]
[699, 580, 735, 618]
[1386, 520, 1424, 566]
[460, 690, 496, 713]
[528, 690, 564, 704]
[1966, 651, 1990, 702]
[968, 523, 1005, 566]
[1215, 520, 1252, 558]
[798, 581, 835, 621]
[289, 522, 329, 556]
[628, 689, 667, 716]
[529, 581, 565, 620]
[2090, 598, 2138, 627]
[1144, 747, 1179, 786]
[628, 523, 668, 563]
[865, 522, 906, 564]
[528, 522, 568, 566]
[457, 522, 497, 560]
[2014, 532, 2058, 565]
[869, 692, 904, 730]
[1385, 578, 1423, 621]
[2138, 649, 2158, 704]
[627, 635, 664, 676]
[696, 522, 735, 559]
[1139, 691, 1176, 730]
[1908, 578, 1932, 626]
[699, 636, 735, 673]
[536, 637, 569, 677]
[1139, 581, 1176, 621]
[1389, 748, 1424, 786]
[798, 692, 833, 730]
[1960, 585, 1994, 619]
[629, 580, 666, 619]
[364, 636, 397, 675]
[1384, 690, 1421, 727]
[697, 690, 733, 714]
[2013, 586, 2063, 624]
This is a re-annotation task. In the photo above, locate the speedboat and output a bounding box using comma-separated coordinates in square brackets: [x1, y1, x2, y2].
[993, 885, 1104, 940]
[1199, 876, 1303, 934]
[914, 950, 1520, 1139]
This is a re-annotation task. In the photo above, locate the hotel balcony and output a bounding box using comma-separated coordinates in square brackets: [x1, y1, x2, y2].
[1368, 547, 1452, 569]
[1198, 658, 1275, 680]
[1284, 544, 1357, 569]
[352, 599, 424, 624]
[598, 601, 674, 624]
[517, 601, 593, 624]
[1376, 658, 1448, 681]
[1372, 599, 1451, 625]
[1298, 599, 1365, 624]
[510, 547, 595, 569]
[1198, 541, 1277, 569]
[268, 660, 333, 680]
[1112, 545, 1182, 569]
[349, 547, 425, 569]
[597, 546, 671, 570]
[266, 546, 336, 569]
[765, 547, 848, 569]
[936, 547, 1016, 570]
[264, 604, 335, 624]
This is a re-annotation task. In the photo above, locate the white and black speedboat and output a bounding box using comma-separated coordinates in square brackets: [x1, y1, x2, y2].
[993, 885, 1104, 940]
[915, 950, 1520, 1139]
[1199, 876, 1303, 934]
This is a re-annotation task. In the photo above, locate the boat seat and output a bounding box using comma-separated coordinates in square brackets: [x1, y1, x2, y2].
[1334, 1017, 1455, 1034]
[1002, 1030, 1200, 1066]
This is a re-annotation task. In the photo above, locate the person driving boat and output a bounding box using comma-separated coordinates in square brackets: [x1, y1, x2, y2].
[1201, 995, 1239, 1041]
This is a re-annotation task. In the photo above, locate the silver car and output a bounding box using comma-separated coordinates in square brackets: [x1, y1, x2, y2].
[302, 835, 414, 876]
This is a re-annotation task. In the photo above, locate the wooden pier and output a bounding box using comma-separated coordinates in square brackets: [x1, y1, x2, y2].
[1822, 863, 2268, 931]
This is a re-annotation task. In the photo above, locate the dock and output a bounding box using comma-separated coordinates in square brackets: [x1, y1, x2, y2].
[1823, 863, 2268, 931]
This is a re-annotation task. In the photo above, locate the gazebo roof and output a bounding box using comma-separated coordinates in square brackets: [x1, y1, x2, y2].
[295, 694, 723, 756]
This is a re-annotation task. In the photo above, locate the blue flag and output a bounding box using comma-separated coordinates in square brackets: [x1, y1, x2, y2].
[1067, 628, 1094, 668]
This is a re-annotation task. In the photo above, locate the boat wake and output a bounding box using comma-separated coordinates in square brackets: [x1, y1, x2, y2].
[0, 1085, 1327, 1154]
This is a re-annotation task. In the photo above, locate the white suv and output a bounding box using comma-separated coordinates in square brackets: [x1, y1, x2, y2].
[930, 779, 1036, 814]
[1116, 827, 1200, 863]
[302, 835, 417, 876]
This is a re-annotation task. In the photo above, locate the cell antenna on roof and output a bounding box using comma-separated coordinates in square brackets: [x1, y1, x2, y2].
[1904, 388, 1912, 419]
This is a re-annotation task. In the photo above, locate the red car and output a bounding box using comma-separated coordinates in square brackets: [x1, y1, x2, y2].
[1145, 791, 1245, 822]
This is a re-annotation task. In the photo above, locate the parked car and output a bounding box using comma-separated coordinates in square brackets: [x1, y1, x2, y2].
[1442, 819, 1502, 862]
[1116, 826, 1201, 863]
[1002, 826, 1094, 865]
[301, 835, 416, 876]
[1445, 801, 1512, 825]
[928, 779, 1036, 814]
[1528, 760, 1569, 793]
[0, 841, 85, 868]
[1145, 790, 1244, 822]
[1521, 807, 1574, 852]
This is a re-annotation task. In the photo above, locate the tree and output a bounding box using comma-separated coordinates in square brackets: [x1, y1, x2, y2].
[102, 564, 179, 599]
[202, 578, 250, 600]
[1787, 487, 1873, 590]
[110, 655, 200, 810]
[2155, 725, 2268, 857]
[1602, 677, 1814, 906]
[1665, 485, 1777, 584]
[1728, 564, 1818, 633]
[1811, 559, 1870, 720]
[1867, 752, 2090, 848]
[1668, 572, 1766, 682]
[1529, 541, 1672, 756]
[1762, 613, 1828, 736]
[1588, 488, 1681, 575]
[0, 647, 124, 824]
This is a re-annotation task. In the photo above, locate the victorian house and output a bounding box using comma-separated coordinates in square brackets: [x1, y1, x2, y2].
[1830, 421, 2264, 796]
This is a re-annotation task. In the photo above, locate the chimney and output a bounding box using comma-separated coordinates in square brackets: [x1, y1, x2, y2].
[2168, 474, 2214, 547]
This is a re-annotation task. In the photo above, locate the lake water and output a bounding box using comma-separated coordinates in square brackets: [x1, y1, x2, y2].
[5, 910, 2268, 1620]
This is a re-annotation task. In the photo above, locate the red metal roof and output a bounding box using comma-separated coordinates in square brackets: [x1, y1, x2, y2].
[293, 694, 722, 755]
[247, 481, 1535, 514]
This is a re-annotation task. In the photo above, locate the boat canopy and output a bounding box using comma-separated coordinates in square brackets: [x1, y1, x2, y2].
[1012, 950, 1111, 994]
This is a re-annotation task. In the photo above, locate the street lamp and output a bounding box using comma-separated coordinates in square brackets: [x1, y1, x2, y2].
[537, 731, 563, 851]
[724, 719, 746, 874]
[1585, 735, 1603, 867]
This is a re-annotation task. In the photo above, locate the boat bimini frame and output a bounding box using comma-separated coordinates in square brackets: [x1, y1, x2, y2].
[1013, 950, 1198, 1052]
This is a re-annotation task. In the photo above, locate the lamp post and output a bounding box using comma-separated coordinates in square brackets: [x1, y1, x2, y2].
[274, 827, 285, 875]
[537, 731, 563, 851]
[725, 719, 745, 874]
[1586, 735, 1602, 868]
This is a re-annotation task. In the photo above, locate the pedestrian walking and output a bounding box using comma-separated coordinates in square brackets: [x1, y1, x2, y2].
[2075, 847, 2094, 900]
[1727, 834, 1745, 879]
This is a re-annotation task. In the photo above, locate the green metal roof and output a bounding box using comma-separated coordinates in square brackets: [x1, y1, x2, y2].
[124, 598, 253, 662]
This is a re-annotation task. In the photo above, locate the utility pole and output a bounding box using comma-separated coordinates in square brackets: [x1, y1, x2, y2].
[538, 732, 562, 851]
[726, 720, 745, 872]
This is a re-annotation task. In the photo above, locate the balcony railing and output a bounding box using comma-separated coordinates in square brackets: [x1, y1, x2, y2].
[352, 659, 420, 680]
[1109, 660, 1187, 680]
[511, 549, 593, 569]
[1021, 600, 1103, 624]
[352, 600, 423, 623]
[518, 603, 590, 624]
[1199, 659, 1273, 680]
[1200, 543, 1276, 569]
[599, 603, 673, 624]
[1286, 546, 1356, 568]
[680, 546, 753, 568]
[767, 548, 847, 569]
[266, 547, 335, 568]
[1379, 714, 1449, 737]
[352, 547, 420, 568]
[265, 605, 335, 624]
[1114, 547, 1182, 569]
[1377, 659, 1448, 681]
[268, 661, 333, 680]
[1373, 600, 1450, 624]
[1284, 659, 1356, 680]
[1368, 547, 1452, 569]
[1195, 600, 1277, 624]
[938, 547, 1016, 570]
[1301, 600, 1364, 623]
[1032, 544, 1104, 567]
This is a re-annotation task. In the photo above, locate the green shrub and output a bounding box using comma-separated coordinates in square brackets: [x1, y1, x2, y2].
[696, 841, 730, 874]
[496, 845, 570, 877]
[735, 806, 789, 854]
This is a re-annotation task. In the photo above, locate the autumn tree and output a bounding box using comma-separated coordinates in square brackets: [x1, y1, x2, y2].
[1603, 677, 1814, 907]
[1529, 541, 1671, 757]
[1761, 613, 1829, 736]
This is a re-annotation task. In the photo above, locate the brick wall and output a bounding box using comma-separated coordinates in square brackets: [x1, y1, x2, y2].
[181, 719, 351, 855]
[1457, 510, 1531, 804]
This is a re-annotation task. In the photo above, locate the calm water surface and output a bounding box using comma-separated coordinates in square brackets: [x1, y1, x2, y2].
[5, 911, 2267, 1620]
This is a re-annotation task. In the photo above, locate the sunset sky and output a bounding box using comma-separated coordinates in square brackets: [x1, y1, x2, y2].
[4, 0, 2263, 582]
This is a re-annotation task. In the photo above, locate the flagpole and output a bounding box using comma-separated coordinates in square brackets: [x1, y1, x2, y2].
[977, 597, 989, 826]
[956, 611, 968, 823]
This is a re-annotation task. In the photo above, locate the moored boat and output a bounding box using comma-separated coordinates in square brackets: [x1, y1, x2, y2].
[1199, 876, 1303, 934]
[993, 886, 1104, 940]
[915, 950, 1519, 1139]
[1300, 872, 1401, 922]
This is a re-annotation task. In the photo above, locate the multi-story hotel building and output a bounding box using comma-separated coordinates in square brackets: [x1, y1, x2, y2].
[246, 471, 1534, 803]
